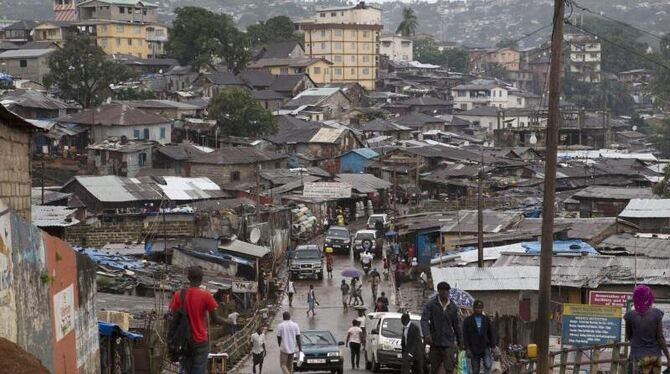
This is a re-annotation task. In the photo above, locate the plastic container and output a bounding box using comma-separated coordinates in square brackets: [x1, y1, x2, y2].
[527, 343, 537, 358]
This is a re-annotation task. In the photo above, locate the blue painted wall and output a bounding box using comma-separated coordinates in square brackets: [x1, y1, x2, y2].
[339, 152, 371, 173]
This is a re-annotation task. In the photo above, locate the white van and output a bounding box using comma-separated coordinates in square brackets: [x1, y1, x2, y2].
[367, 214, 389, 230]
[364, 312, 426, 372]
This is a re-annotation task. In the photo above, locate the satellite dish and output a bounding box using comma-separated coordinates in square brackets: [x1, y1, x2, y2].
[249, 228, 261, 244]
[530, 134, 538, 145]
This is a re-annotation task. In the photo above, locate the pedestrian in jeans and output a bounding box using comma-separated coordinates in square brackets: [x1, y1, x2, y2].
[169, 267, 226, 374]
[286, 280, 296, 307]
[624, 285, 670, 374]
[463, 300, 496, 374]
[307, 284, 319, 317]
[341, 280, 350, 311]
[421, 281, 462, 374]
[251, 326, 266, 374]
[346, 319, 363, 369]
[277, 312, 302, 374]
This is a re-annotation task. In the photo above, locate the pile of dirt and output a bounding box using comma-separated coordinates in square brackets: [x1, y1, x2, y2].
[0, 337, 49, 374]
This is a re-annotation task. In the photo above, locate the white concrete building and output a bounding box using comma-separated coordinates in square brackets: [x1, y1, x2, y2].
[379, 34, 413, 61]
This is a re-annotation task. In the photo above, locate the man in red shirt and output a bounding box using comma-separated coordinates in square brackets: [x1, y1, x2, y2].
[169, 266, 225, 374]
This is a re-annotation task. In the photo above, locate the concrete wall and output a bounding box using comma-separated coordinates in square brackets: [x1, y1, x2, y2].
[64, 213, 195, 248]
[0, 54, 54, 83]
[0, 122, 32, 220]
[0, 199, 100, 373]
[91, 122, 171, 145]
[190, 159, 287, 187]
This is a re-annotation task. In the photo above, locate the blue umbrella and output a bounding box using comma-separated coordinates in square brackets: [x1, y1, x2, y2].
[341, 267, 363, 278]
[449, 288, 475, 308]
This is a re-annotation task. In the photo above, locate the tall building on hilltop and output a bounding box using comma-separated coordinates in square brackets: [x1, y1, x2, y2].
[53, 0, 78, 21]
[297, 2, 382, 90]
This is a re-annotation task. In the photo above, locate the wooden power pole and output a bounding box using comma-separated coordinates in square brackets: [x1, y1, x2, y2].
[538, 0, 565, 372]
[477, 149, 484, 268]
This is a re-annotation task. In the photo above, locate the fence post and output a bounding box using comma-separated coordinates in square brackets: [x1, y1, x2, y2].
[611, 343, 621, 374]
[589, 348, 600, 374]
[558, 349, 567, 374]
[573, 347, 583, 373]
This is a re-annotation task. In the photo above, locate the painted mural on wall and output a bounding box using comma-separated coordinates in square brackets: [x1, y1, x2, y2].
[0, 200, 100, 373]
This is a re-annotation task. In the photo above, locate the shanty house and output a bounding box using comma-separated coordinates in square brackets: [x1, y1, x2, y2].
[282, 87, 351, 121]
[189, 147, 287, 186]
[619, 199, 670, 233]
[337, 148, 379, 173]
[87, 138, 156, 177]
[192, 71, 246, 98]
[571, 186, 656, 218]
[56, 103, 172, 144]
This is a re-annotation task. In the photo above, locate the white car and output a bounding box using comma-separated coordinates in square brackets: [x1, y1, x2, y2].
[367, 214, 389, 230]
[364, 312, 427, 372]
[352, 229, 380, 257]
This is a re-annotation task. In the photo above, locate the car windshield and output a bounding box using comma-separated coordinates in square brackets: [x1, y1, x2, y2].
[356, 233, 374, 240]
[380, 319, 421, 339]
[302, 331, 336, 346]
[294, 250, 321, 260]
[370, 216, 384, 223]
[328, 228, 349, 238]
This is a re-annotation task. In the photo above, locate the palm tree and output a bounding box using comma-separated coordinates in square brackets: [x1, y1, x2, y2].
[396, 7, 418, 37]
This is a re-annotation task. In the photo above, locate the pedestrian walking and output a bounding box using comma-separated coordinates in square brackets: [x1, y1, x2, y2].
[401, 312, 424, 374]
[421, 281, 462, 374]
[354, 278, 364, 306]
[346, 319, 364, 370]
[276, 312, 302, 374]
[306, 284, 319, 317]
[340, 280, 350, 310]
[168, 266, 226, 374]
[375, 292, 389, 312]
[370, 268, 381, 302]
[463, 300, 496, 374]
[624, 285, 670, 374]
[326, 252, 334, 279]
[286, 280, 296, 307]
[355, 307, 367, 343]
[349, 278, 358, 306]
[227, 310, 240, 333]
[251, 326, 266, 374]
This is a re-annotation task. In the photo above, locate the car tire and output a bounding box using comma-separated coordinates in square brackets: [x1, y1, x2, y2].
[372, 355, 381, 372]
[318, 271, 323, 280]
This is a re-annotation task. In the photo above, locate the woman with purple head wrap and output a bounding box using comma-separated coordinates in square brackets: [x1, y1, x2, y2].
[624, 285, 670, 373]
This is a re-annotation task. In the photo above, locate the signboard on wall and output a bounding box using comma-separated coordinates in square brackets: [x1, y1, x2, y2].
[303, 182, 352, 199]
[54, 284, 75, 341]
[232, 280, 258, 293]
[561, 303, 621, 346]
[589, 291, 632, 307]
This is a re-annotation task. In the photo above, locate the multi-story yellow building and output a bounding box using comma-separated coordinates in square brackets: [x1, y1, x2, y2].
[74, 0, 167, 58]
[298, 2, 382, 90]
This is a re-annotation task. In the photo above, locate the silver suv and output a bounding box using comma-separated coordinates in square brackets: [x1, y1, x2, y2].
[290, 245, 323, 280]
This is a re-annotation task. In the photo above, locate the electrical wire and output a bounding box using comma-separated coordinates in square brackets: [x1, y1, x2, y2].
[565, 19, 670, 72]
[566, 0, 666, 42]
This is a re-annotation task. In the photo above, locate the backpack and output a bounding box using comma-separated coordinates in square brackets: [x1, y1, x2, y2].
[167, 289, 192, 362]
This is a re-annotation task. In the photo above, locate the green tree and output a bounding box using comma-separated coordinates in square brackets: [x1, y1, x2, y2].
[396, 7, 418, 37]
[593, 78, 634, 116]
[651, 34, 670, 106]
[442, 48, 469, 73]
[413, 39, 469, 72]
[484, 63, 507, 79]
[650, 118, 670, 158]
[208, 88, 277, 137]
[630, 112, 647, 133]
[113, 87, 157, 100]
[496, 38, 519, 50]
[44, 33, 133, 108]
[167, 7, 250, 73]
[247, 16, 298, 47]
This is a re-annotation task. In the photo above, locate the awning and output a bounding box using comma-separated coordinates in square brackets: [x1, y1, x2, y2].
[219, 239, 270, 258]
[98, 321, 143, 340]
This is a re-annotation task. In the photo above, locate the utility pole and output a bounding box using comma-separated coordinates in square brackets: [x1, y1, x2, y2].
[41, 160, 45, 205]
[537, 0, 565, 373]
[477, 149, 484, 268]
[256, 162, 262, 222]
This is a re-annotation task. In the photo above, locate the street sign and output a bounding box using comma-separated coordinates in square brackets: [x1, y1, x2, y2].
[589, 291, 632, 307]
[232, 280, 258, 293]
[561, 303, 622, 346]
[303, 182, 352, 199]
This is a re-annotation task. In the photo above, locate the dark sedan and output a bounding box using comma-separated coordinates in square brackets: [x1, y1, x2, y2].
[294, 330, 344, 374]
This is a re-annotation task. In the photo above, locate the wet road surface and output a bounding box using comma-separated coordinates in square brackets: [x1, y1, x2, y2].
[237, 244, 403, 374]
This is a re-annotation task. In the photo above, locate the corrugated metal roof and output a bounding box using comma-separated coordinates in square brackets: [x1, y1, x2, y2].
[335, 173, 391, 193]
[572, 186, 655, 200]
[620, 199, 670, 218]
[350, 148, 379, 159]
[0, 48, 56, 58]
[219, 239, 270, 258]
[430, 266, 539, 291]
[31, 205, 79, 227]
[598, 233, 670, 258]
[310, 127, 345, 143]
[157, 177, 222, 201]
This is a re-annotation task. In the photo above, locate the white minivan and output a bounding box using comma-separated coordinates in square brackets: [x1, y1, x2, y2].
[364, 312, 426, 372]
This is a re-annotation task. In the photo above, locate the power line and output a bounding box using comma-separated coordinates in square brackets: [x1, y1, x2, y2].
[565, 19, 670, 72]
[566, 0, 666, 42]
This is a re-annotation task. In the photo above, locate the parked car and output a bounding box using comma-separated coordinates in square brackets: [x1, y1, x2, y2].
[324, 226, 351, 254]
[294, 330, 344, 374]
[290, 245, 323, 280]
[352, 229, 381, 257]
[364, 312, 428, 372]
[367, 214, 389, 230]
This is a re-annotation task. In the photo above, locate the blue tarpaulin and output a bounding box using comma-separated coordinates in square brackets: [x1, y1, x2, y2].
[98, 321, 143, 340]
[79, 248, 145, 270]
[521, 240, 598, 255]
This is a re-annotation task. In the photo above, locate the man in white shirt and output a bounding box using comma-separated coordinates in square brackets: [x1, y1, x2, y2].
[228, 311, 240, 333]
[276, 311, 302, 374]
[251, 326, 266, 374]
